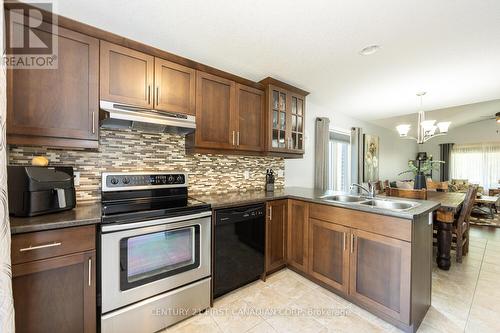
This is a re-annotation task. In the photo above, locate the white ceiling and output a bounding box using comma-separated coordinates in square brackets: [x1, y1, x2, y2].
[45, 0, 500, 121]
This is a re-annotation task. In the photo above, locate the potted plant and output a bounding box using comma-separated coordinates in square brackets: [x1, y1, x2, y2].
[399, 156, 444, 189]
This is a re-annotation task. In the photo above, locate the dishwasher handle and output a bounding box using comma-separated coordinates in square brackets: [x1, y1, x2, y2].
[215, 205, 265, 225]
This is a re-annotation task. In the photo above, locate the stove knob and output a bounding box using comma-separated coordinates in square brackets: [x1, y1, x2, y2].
[176, 175, 183, 183]
[110, 178, 118, 185]
[122, 177, 130, 184]
[168, 175, 174, 183]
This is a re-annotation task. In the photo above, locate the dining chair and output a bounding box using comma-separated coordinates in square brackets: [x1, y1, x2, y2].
[453, 185, 478, 262]
[387, 188, 427, 200]
[427, 180, 449, 192]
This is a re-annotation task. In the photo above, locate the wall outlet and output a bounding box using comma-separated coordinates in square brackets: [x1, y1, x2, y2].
[277, 169, 284, 177]
[74, 172, 80, 186]
[243, 170, 250, 180]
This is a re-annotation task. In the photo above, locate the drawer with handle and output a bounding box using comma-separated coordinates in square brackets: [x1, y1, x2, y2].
[11, 225, 95, 265]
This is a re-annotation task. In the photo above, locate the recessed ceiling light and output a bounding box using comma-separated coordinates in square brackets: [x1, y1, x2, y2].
[359, 45, 381, 56]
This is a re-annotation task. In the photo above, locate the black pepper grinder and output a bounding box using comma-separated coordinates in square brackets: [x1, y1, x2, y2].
[266, 169, 275, 192]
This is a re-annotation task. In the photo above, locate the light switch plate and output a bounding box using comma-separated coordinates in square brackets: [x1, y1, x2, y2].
[74, 172, 80, 186]
[243, 170, 250, 180]
[277, 169, 284, 177]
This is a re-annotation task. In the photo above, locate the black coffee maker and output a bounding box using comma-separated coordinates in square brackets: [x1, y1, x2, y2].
[265, 169, 275, 192]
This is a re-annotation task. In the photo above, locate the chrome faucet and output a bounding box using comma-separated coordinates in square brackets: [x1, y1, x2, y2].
[350, 182, 376, 199]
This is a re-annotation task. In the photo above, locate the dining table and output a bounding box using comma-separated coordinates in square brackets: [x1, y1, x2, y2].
[427, 191, 466, 270]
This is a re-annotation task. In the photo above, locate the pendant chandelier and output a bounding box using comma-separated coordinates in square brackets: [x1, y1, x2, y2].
[396, 92, 451, 144]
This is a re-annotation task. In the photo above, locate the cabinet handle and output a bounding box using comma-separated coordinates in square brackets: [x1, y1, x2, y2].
[343, 232, 346, 251]
[88, 258, 92, 287]
[147, 86, 151, 104]
[237, 131, 240, 146]
[350, 234, 355, 253]
[232, 131, 235, 146]
[19, 242, 61, 252]
[156, 86, 159, 105]
[269, 206, 273, 221]
[92, 112, 95, 134]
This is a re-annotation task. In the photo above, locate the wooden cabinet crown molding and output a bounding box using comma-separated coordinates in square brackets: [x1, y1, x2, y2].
[4, 1, 307, 156]
[259, 77, 309, 96]
[4, 0, 263, 91]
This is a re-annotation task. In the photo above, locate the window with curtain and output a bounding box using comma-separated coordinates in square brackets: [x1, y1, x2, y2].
[328, 131, 351, 191]
[450, 143, 500, 190]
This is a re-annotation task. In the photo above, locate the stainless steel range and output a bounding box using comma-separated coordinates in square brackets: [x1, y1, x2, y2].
[99, 172, 211, 333]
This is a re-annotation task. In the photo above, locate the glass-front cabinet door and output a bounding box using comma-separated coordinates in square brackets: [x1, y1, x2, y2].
[263, 79, 308, 154]
[270, 87, 288, 150]
[290, 94, 305, 153]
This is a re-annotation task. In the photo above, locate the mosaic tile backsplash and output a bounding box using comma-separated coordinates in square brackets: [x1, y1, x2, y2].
[8, 129, 285, 202]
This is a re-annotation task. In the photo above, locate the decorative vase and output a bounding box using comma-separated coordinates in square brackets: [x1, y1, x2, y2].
[414, 172, 427, 190]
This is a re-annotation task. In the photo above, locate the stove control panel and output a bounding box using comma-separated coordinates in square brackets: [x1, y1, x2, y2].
[102, 172, 187, 191]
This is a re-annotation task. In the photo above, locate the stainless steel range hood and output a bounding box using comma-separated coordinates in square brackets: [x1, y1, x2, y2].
[99, 100, 196, 135]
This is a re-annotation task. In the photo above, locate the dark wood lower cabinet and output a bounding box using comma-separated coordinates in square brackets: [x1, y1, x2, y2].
[13, 250, 96, 333]
[308, 218, 349, 294]
[12, 226, 96, 333]
[349, 229, 411, 325]
[287, 200, 308, 272]
[276, 199, 431, 333]
[266, 200, 287, 273]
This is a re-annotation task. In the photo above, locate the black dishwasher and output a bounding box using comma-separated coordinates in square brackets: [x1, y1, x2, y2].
[214, 204, 265, 298]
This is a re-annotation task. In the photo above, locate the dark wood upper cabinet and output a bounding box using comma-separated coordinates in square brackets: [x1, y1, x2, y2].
[194, 71, 236, 149]
[189, 73, 265, 153]
[154, 58, 196, 115]
[287, 200, 309, 272]
[260, 78, 308, 155]
[349, 229, 411, 325]
[6, 19, 99, 149]
[235, 84, 265, 152]
[308, 218, 350, 294]
[12, 225, 96, 333]
[100, 41, 154, 108]
[266, 200, 287, 273]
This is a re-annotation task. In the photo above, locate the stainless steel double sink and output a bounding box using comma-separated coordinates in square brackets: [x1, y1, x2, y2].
[319, 194, 420, 211]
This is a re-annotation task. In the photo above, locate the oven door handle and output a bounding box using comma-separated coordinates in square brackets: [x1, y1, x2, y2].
[101, 211, 212, 232]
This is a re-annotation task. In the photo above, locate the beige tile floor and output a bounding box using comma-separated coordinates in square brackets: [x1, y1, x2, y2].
[165, 227, 500, 333]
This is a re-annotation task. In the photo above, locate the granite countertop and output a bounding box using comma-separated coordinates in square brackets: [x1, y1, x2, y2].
[10, 202, 101, 235]
[9, 187, 441, 234]
[193, 187, 441, 220]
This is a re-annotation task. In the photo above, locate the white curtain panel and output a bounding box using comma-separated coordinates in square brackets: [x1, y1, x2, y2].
[0, 3, 15, 331]
[314, 117, 330, 191]
[450, 143, 500, 191]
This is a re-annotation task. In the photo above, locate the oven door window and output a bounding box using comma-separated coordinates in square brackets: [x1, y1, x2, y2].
[120, 225, 200, 291]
